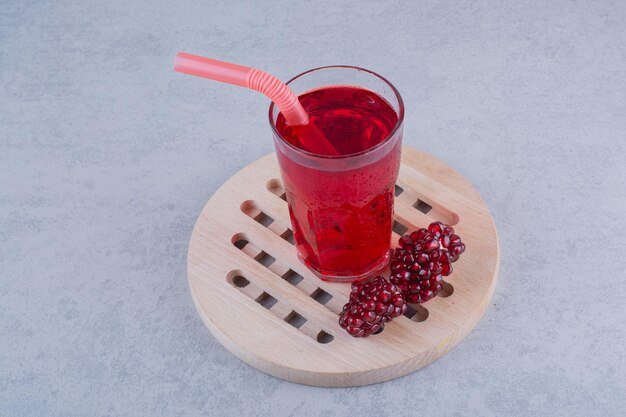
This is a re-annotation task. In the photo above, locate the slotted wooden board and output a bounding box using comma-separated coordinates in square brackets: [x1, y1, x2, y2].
[188, 146, 499, 387]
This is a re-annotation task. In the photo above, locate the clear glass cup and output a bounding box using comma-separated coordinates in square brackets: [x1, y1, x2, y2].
[269, 66, 404, 282]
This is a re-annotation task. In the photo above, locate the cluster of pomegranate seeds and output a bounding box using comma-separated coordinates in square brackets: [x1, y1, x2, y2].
[337, 222, 465, 338]
[390, 221, 465, 304]
[339, 276, 407, 338]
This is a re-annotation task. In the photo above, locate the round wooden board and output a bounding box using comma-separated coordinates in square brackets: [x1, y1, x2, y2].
[187, 146, 499, 387]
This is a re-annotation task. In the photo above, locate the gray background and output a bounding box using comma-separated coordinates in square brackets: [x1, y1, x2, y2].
[1, 0, 625, 416]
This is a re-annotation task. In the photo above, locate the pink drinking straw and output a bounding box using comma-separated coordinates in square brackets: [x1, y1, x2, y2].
[174, 52, 338, 155]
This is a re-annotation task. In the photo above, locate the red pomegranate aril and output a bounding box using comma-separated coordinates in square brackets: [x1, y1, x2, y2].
[375, 303, 387, 315]
[421, 289, 434, 301]
[441, 262, 452, 276]
[423, 239, 440, 252]
[348, 316, 363, 327]
[428, 221, 444, 235]
[399, 235, 414, 249]
[411, 228, 428, 241]
[407, 293, 420, 303]
[391, 294, 404, 307]
[363, 311, 377, 322]
[449, 243, 465, 259]
[416, 253, 430, 265]
[430, 274, 443, 285]
[394, 269, 411, 280]
[390, 260, 404, 271]
[429, 261, 442, 275]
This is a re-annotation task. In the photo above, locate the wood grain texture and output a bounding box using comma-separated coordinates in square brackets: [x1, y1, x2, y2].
[187, 146, 499, 387]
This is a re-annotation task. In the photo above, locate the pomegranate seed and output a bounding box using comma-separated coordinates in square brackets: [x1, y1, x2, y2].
[417, 268, 429, 280]
[442, 225, 454, 236]
[416, 253, 430, 265]
[423, 239, 440, 253]
[407, 293, 420, 303]
[411, 228, 428, 242]
[429, 261, 442, 275]
[399, 235, 413, 249]
[428, 221, 444, 235]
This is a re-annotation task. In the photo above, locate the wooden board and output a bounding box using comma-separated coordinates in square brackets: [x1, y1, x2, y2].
[187, 146, 499, 387]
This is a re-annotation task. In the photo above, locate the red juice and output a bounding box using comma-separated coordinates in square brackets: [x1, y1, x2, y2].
[274, 85, 402, 279]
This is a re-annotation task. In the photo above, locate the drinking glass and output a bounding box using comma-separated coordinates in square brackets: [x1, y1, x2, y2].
[269, 66, 404, 281]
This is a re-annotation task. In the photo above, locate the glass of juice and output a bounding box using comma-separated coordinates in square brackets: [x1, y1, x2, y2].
[270, 66, 404, 281]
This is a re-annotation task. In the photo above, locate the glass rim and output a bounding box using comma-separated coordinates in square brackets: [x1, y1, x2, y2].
[268, 65, 405, 160]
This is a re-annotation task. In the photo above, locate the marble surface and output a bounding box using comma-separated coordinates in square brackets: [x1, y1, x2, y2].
[1, 0, 625, 416]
